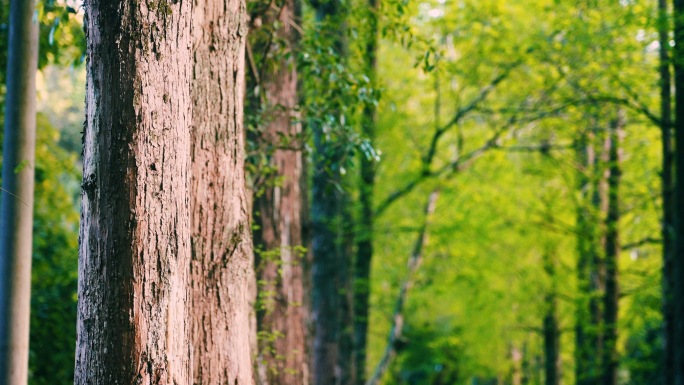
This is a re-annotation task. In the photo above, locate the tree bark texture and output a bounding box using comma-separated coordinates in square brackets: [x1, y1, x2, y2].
[76, 1, 193, 383]
[190, 0, 255, 384]
[672, 0, 684, 383]
[0, 0, 38, 383]
[353, 0, 378, 383]
[250, 0, 308, 383]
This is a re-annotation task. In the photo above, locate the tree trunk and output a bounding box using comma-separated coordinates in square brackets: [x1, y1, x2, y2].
[601, 112, 622, 385]
[250, 0, 309, 383]
[76, 1, 193, 383]
[310, 1, 351, 384]
[339, 198, 355, 385]
[659, 0, 675, 383]
[672, 0, 684, 383]
[510, 346, 523, 385]
[543, 251, 560, 385]
[353, 0, 378, 383]
[0, 0, 38, 383]
[190, 0, 255, 384]
[367, 191, 439, 385]
[574, 128, 603, 385]
[311, 140, 343, 385]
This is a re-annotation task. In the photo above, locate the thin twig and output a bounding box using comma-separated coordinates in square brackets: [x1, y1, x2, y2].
[0, 187, 29, 207]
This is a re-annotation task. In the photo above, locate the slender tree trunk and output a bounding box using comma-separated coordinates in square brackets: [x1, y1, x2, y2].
[0, 0, 38, 383]
[511, 346, 523, 385]
[339, 198, 355, 385]
[353, 0, 378, 383]
[574, 126, 604, 385]
[190, 1, 255, 383]
[601, 112, 622, 385]
[659, 1, 675, 383]
[76, 1, 193, 383]
[367, 191, 439, 385]
[543, 251, 560, 385]
[250, 0, 309, 383]
[672, 0, 684, 383]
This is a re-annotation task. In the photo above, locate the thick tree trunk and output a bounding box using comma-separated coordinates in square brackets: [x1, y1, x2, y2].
[601, 112, 622, 385]
[0, 0, 38, 383]
[672, 0, 684, 383]
[353, 0, 378, 383]
[250, 0, 309, 383]
[190, 1, 255, 384]
[76, 1, 193, 383]
[659, 0, 675, 383]
[311, 145, 342, 385]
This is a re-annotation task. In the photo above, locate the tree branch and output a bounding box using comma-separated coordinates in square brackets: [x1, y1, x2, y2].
[375, 102, 568, 217]
[622, 237, 662, 250]
[366, 190, 439, 385]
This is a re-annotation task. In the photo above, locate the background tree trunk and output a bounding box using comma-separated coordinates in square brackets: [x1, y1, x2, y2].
[250, 0, 309, 383]
[543, 251, 560, 385]
[190, 0, 255, 383]
[0, 0, 38, 383]
[353, 0, 378, 383]
[310, 0, 351, 383]
[574, 127, 603, 385]
[601, 112, 622, 385]
[672, 0, 684, 383]
[659, 0, 675, 382]
[76, 1, 193, 383]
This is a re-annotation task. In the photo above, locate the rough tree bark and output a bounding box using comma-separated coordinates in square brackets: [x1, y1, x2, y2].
[0, 0, 38, 383]
[601, 112, 622, 385]
[190, 0, 255, 383]
[353, 0, 378, 383]
[76, 1, 193, 383]
[250, 0, 309, 383]
[672, 0, 684, 383]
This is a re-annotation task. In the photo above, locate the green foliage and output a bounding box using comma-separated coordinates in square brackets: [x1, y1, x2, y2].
[27, 114, 80, 385]
[366, 0, 665, 383]
[37, 1, 86, 68]
[390, 321, 463, 385]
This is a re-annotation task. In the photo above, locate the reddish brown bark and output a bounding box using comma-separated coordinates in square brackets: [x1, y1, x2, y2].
[190, 0, 255, 384]
[250, 1, 308, 384]
[76, 1, 193, 383]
